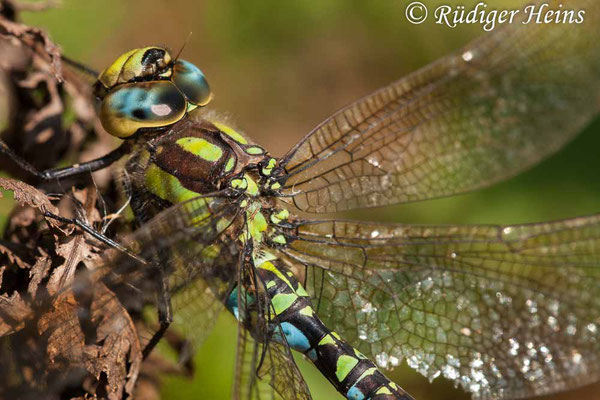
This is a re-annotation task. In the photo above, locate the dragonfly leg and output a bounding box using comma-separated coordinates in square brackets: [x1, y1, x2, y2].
[142, 266, 173, 359]
[0, 140, 130, 182]
[61, 54, 100, 78]
[43, 211, 145, 264]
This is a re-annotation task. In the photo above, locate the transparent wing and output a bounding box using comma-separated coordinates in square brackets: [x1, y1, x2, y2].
[254, 331, 312, 400]
[42, 193, 242, 376]
[168, 271, 224, 348]
[89, 195, 312, 400]
[233, 325, 311, 400]
[234, 322, 273, 400]
[104, 194, 242, 347]
[277, 214, 600, 399]
[233, 249, 311, 400]
[278, 0, 600, 213]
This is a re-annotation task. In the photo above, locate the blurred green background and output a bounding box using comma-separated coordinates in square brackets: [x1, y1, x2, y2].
[6, 0, 600, 399]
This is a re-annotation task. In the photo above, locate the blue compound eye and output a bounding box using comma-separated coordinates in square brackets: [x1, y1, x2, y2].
[172, 60, 212, 107]
[99, 80, 187, 138]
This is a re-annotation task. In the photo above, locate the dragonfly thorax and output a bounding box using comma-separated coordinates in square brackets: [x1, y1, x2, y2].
[128, 119, 271, 207]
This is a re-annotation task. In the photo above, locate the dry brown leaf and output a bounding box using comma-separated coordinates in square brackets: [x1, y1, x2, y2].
[46, 235, 100, 295]
[0, 291, 32, 335]
[0, 10, 104, 181]
[26, 253, 52, 297]
[10, 0, 60, 12]
[19, 71, 64, 133]
[0, 16, 63, 81]
[0, 239, 32, 269]
[38, 282, 142, 399]
[46, 187, 103, 294]
[0, 8, 147, 400]
[89, 284, 142, 399]
[0, 177, 58, 218]
[6, 205, 37, 232]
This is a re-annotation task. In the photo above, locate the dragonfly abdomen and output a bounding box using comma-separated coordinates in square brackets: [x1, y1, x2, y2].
[254, 258, 414, 400]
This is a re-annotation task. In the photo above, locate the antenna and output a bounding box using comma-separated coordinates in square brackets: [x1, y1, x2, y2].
[61, 54, 99, 78]
[173, 31, 193, 62]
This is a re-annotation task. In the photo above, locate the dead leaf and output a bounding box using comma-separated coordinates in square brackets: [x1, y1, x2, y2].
[46, 187, 102, 294]
[26, 253, 51, 297]
[0, 291, 32, 335]
[39, 282, 142, 400]
[0, 177, 58, 218]
[0, 17, 63, 81]
[11, 0, 61, 13]
[0, 239, 32, 270]
[19, 71, 64, 132]
[46, 234, 99, 295]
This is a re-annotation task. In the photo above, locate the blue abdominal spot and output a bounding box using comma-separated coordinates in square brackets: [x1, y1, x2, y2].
[226, 287, 241, 320]
[275, 322, 311, 352]
[347, 385, 366, 400]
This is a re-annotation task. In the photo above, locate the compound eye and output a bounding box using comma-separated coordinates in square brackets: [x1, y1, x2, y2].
[172, 60, 212, 107]
[98, 47, 172, 89]
[99, 80, 186, 138]
[98, 48, 141, 88]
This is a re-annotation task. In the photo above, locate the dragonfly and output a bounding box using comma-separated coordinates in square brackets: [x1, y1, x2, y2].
[1, 0, 600, 399]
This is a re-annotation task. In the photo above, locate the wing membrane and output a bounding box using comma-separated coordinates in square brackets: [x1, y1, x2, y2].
[56, 194, 243, 362]
[233, 245, 311, 400]
[277, 214, 600, 399]
[234, 326, 311, 400]
[279, 0, 600, 213]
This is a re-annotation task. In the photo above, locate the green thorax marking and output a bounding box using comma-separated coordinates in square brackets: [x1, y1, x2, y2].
[224, 156, 236, 173]
[231, 174, 259, 197]
[176, 137, 223, 162]
[261, 158, 276, 176]
[145, 163, 200, 203]
[212, 121, 249, 144]
[237, 200, 267, 245]
[249, 209, 267, 242]
[245, 146, 264, 155]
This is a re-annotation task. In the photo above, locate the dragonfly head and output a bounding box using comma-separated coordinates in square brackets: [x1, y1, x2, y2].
[94, 47, 212, 139]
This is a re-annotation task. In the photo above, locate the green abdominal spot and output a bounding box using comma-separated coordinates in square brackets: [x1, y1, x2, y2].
[271, 293, 297, 315]
[336, 355, 359, 382]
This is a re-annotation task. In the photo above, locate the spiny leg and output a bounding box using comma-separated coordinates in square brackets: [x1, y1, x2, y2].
[43, 211, 143, 263]
[142, 264, 173, 360]
[0, 140, 131, 182]
[61, 54, 100, 78]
